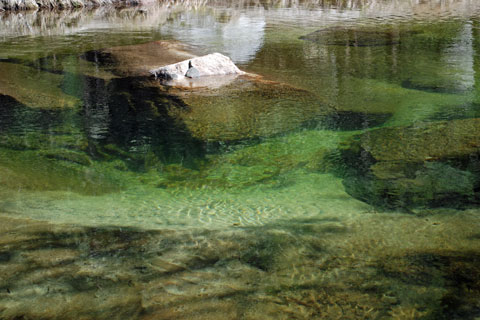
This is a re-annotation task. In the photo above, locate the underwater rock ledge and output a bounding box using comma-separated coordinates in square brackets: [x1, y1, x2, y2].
[84, 41, 389, 144]
[340, 118, 480, 210]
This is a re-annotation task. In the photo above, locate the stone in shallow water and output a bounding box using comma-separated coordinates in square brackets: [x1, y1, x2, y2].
[150, 52, 245, 82]
[84, 43, 390, 145]
[340, 118, 480, 209]
[185, 66, 201, 79]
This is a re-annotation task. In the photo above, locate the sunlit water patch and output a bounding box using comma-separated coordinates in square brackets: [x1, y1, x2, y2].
[0, 171, 367, 229]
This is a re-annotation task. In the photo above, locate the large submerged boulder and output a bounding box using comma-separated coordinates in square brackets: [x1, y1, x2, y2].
[168, 78, 332, 141]
[83, 41, 196, 77]
[83, 41, 389, 143]
[340, 118, 480, 209]
[150, 52, 245, 83]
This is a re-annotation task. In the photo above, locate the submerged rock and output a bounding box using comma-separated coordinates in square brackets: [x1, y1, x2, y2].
[325, 77, 474, 126]
[83, 41, 196, 77]
[0, 62, 80, 109]
[84, 42, 388, 144]
[139, 76, 391, 142]
[300, 27, 412, 47]
[340, 118, 480, 209]
[167, 78, 332, 141]
[401, 77, 472, 95]
[0, 147, 121, 195]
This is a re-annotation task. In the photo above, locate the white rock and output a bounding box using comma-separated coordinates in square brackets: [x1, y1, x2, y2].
[150, 53, 245, 81]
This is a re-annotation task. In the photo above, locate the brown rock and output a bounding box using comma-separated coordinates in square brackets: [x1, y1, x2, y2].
[169, 77, 332, 141]
[94, 41, 196, 77]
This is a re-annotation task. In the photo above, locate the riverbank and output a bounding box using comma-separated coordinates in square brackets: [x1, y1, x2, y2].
[0, 0, 144, 11]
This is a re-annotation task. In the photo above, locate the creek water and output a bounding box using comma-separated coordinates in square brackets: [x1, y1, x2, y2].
[1, 0, 480, 319]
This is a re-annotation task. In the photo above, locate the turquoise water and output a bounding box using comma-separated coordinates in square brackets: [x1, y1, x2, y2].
[1, 1, 480, 318]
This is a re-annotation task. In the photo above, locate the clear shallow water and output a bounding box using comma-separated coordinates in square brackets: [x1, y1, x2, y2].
[1, 0, 480, 319]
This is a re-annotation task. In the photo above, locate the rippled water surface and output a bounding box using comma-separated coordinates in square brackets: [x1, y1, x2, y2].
[1, 0, 480, 319]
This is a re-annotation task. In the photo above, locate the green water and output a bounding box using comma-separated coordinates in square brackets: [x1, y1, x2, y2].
[1, 1, 480, 319]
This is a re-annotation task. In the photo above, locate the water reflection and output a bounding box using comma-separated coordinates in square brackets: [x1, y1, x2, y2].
[79, 76, 111, 141]
[2, 0, 480, 38]
[160, 10, 265, 63]
[442, 22, 475, 92]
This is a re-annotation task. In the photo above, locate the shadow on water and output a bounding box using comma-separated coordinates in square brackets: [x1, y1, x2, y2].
[425, 102, 480, 122]
[0, 55, 208, 171]
[76, 75, 206, 170]
[0, 56, 213, 195]
[378, 251, 480, 319]
[0, 94, 64, 135]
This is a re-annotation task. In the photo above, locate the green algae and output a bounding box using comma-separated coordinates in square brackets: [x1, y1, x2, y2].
[38, 149, 93, 166]
[155, 130, 354, 190]
[0, 131, 88, 152]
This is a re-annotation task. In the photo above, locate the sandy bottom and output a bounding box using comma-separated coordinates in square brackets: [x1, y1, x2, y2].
[1, 203, 479, 319]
